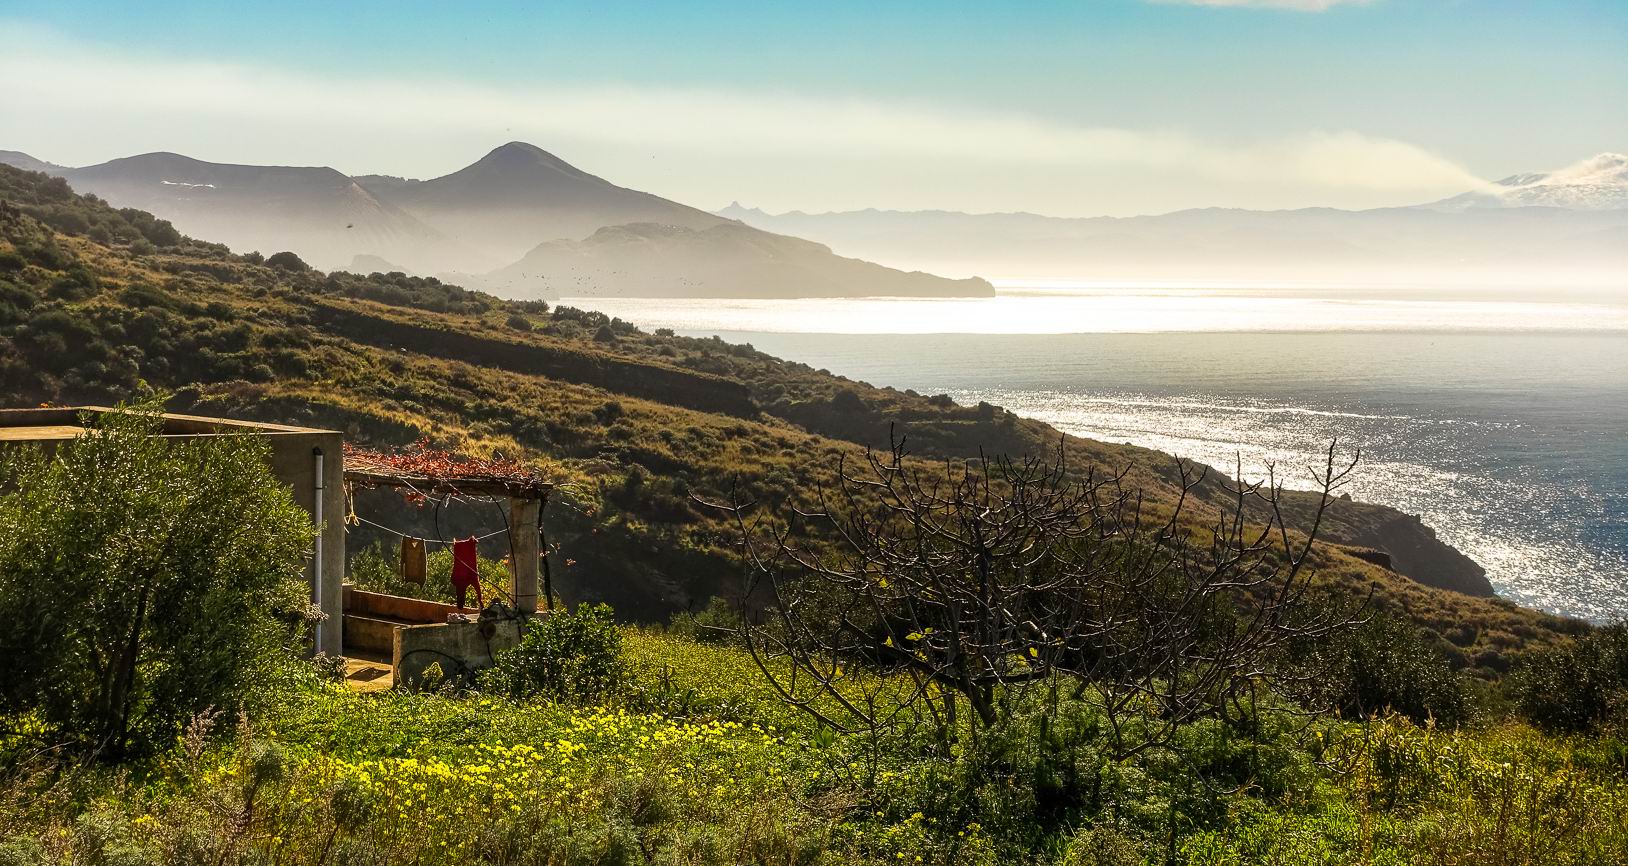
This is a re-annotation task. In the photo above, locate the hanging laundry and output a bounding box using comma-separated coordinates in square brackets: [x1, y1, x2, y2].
[451, 536, 484, 610]
[399, 536, 427, 585]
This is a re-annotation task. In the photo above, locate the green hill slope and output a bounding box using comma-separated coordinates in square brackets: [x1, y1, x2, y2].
[0, 163, 1583, 669]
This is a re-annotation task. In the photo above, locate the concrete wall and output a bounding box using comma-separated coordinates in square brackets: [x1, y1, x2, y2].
[263, 431, 347, 656]
[342, 586, 462, 658]
[345, 585, 458, 624]
[393, 619, 524, 689]
[343, 614, 400, 656]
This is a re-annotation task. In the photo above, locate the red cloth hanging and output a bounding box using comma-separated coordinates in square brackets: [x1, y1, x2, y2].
[451, 536, 483, 610]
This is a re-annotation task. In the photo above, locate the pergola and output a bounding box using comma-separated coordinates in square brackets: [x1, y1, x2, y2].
[343, 443, 554, 614]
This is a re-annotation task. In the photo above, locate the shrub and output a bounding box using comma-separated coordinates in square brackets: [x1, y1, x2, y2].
[1058, 827, 1146, 866]
[1288, 611, 1469, 726]
[265, 251, 309, 272]
[0, 403, 314, 758]
[830, 389, 865, 412]
[477, 604, 624, 702]
[666, 596, 741, 645]
[1506, 622, 1628, 732]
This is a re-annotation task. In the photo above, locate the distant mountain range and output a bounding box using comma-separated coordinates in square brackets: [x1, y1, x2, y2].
[0, 150, 62, 175]
[46, 152, 462, 274]
[7, 144, 1623, 293]
[719, 153, 1628, 287]
[0, 143, 993, 300]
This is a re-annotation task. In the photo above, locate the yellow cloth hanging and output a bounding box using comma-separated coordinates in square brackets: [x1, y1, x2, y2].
[400, 536, 427, 585]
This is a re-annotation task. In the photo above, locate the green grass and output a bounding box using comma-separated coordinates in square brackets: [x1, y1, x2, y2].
[5, 630, 1624, 865]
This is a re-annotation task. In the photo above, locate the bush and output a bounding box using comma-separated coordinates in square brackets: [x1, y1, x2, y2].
[477, 604, 624, 702]
[1506, 622, 1628, 732]
[1288, 611, 1469, 726]
[265, 251, 309, 272]
[666, 596, 741, 645]
[0, 403, 314, 758]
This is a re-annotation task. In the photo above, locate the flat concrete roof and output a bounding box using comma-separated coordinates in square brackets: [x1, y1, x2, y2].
[0, 424, 86, 442]
[0, 407, 341, 438]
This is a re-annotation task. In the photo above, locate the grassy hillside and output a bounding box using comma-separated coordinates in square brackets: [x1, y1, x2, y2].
[0, 163, 1585, 670]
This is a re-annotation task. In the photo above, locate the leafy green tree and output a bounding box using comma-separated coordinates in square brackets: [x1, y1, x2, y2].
[0, 404, 314, 758]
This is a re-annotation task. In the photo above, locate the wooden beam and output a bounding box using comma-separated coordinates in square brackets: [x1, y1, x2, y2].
[344, 467, 549, 500]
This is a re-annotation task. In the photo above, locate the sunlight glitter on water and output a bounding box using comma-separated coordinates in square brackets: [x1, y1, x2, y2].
[952, 388, 1628, 621]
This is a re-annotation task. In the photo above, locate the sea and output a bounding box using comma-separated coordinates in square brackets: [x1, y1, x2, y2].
[561, 284, 1628, 622]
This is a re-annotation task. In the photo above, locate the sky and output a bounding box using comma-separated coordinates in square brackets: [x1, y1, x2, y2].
[1, 0, 1624, 217]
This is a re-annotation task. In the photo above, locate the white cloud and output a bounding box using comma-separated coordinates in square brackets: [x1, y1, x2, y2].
[0, 23, 1480, 214]
[1151, 0, 1372, 10]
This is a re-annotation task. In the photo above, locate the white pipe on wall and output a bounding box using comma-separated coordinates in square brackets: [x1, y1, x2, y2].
[312, 447, 325, 653]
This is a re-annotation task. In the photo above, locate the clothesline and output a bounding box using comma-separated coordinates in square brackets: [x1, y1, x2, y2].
[349, 513, 510, 544]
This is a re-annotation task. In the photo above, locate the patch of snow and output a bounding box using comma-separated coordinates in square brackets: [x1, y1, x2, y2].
[1428, 153, 1628, 211]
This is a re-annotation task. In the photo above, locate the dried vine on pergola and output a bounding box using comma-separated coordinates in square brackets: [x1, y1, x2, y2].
[343, 439, 551, 500]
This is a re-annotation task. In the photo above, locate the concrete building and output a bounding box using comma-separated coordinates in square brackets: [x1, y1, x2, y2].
[342, 450, 549, 688]
[0, 407, 346, 656]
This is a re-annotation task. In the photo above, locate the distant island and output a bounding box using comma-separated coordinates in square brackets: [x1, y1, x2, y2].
[462, 220, 994, 300]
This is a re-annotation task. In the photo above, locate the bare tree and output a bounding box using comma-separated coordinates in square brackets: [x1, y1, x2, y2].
[702, 433, 1364, 760]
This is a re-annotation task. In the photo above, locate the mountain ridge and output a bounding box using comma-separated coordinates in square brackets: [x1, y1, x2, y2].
[0, 150, 63, 175]
[361, 141, 730, 264]
[1427, 152, 1628, 212]
[717, 153, 1628, 285]
[1, 145, 991, 299]
[0, 149, 463, 273]
[720, 152, 1628, 224]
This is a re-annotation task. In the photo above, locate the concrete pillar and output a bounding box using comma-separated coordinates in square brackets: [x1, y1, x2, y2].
[509, 497, 541, 614]
[268, 431, 345, 657]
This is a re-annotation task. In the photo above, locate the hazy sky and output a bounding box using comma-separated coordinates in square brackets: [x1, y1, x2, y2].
[1, 0, 1623, 216]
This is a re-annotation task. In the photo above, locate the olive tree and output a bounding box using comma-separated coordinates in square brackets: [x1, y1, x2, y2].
[0, 404, 314, 759]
